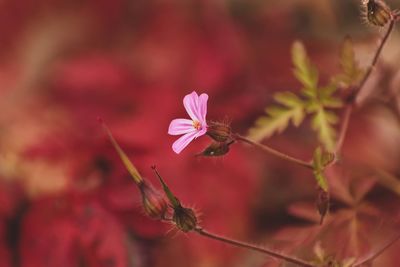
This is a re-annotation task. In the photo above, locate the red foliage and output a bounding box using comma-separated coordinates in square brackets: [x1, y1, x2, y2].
[1, 1, 400, 267]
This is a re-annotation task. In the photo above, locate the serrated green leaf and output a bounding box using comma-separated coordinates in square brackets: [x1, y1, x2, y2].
[248, 41, 343, 145]
[333, 36, 364, 88]
[311, 107, 338, 152]
[274, 92, 301, 106]
[292, 41, 319, 96]
[248, 92, 305, 141]
[320, 96, 343, 108]
[341, 37, 355, 74]
[319, 84, 343, 109]
[312, 147, 329, 191]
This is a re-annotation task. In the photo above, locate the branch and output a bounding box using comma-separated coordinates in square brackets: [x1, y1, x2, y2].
[194, 227, 316, 267]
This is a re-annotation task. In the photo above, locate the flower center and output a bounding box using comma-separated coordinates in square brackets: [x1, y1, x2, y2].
[193, 120, 201, 130]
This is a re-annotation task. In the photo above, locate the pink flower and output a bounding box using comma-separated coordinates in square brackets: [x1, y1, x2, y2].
[168, 91, 208, 154]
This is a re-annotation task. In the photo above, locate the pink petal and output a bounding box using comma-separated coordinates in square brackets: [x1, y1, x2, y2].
[198, 93, 208, 124]
[168, 119, 195, 135]
[183, 91, 201, 122]
[172, 131, 198, 154]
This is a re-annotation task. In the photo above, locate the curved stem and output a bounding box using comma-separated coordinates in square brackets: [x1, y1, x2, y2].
[194, 228, 316, 267]
[351, 20, 395, 103]
[234, 134, 313, 169]
[335, 104, 353, 153]
[336, 19, 395, 154]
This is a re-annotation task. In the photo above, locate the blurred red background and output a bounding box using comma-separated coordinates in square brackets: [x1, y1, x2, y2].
[1, 1, 400, 266]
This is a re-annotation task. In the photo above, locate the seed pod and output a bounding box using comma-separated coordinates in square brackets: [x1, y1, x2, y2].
[364, 0, 392, 27]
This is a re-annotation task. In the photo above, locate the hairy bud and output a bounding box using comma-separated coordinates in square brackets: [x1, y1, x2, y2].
[363, 0, 392, 27]
[207, 121, 232, 143]
[139, 181, 168, 219]
[173, 206, 198, 232]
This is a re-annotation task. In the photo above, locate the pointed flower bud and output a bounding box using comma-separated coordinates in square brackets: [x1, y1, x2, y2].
[139, 181, 168, 219]
[363, 0, 392, 27]
[99, 118, 143, 184]
[207, 121, 232, 143]
[151, 165, 198, 232]
[172, 206, 198, 232]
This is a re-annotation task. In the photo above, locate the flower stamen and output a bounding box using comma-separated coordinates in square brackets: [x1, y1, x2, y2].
[193, 120, 201, 130]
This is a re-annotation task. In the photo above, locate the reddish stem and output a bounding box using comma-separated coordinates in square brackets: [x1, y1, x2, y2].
[335, 19, 395, 154]
[195, 228, 316, 267]
[234, 134, 313, 170]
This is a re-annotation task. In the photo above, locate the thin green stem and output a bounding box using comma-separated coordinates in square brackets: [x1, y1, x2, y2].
[194, 228, 316, 267]
[234, 134, 313, 170]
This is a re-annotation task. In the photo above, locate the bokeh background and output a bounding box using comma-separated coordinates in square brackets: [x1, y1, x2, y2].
[1, 0, 400, 266]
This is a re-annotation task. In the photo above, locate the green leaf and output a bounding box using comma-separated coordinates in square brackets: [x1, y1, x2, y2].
[248, 41, 342, 144]
[319, 84, 343, 109]
[311, 107, 338, 152]
[312, 147, 329, 191]
[292, 41, 319, 97]
[248, 92, 305, 141]
[333, 36, 364, 88]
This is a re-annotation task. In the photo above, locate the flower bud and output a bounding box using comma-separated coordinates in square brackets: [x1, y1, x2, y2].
[363, 0, 392, 27]
[139, 181, 168, 219]
[316, 188, 329, 225]
[197, 141, 234, 157]
[173, 206, 198, 232]
[207, 121, 232, 143]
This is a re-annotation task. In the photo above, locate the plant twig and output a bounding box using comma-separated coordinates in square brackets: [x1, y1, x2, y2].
[234, 134, 313, 169]
[194, 227, 316, 267]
